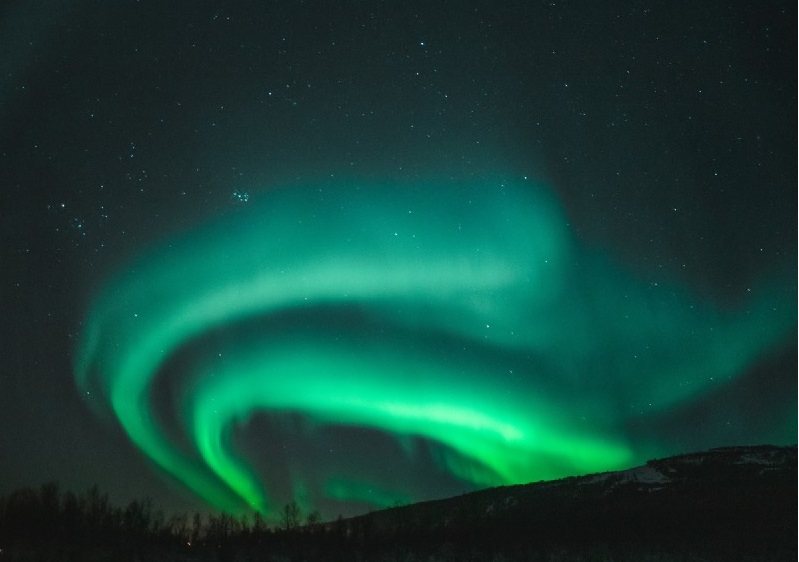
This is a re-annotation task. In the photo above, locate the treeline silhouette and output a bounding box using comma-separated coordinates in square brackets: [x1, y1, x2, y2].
[0, 446, 796, 561]
[0, 483, 338, 562]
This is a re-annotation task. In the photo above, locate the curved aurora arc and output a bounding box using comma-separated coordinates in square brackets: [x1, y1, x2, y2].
[75, 178, 794, 517]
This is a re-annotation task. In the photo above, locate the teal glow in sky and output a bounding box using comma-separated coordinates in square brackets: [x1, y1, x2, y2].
[75, 178, 795, 518]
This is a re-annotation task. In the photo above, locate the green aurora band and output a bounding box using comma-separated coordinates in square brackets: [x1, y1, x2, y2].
[75, 178, 795, 517]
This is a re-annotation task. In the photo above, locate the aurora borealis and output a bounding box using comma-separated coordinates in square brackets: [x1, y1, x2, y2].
[74, 178, 794, 517]
[1, 0, 795, 522]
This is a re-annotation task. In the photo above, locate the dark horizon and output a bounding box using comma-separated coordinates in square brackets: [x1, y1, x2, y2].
[1, 444, 795, 561]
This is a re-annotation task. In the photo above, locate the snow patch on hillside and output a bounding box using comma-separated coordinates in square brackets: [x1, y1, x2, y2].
[736, 454, 776, 466]
[618, 465, 670, 484]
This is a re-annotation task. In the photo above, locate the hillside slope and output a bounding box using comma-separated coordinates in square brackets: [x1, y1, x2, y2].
[342, 445, 797, 560]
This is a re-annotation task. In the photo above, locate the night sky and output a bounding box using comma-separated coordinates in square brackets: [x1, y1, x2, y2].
[1, 1, 796, 522]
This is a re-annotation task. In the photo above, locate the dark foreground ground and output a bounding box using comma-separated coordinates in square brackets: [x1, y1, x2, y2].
[1, 445, 796, 561]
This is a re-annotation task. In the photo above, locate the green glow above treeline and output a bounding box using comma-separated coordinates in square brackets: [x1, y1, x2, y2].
[75, 178, 795, 517]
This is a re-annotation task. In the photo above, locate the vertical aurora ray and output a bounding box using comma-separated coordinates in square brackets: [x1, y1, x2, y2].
[75, 178, 796, 517]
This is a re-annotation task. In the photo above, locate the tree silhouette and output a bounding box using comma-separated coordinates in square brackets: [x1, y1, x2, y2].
[306, 509, 322, 529]
[190, 511, 203, 545]
[279, 500, 301, 531]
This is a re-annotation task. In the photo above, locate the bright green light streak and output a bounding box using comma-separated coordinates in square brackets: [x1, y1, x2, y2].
[187, 341, 634, 510]
[74, 178, 795, 516]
